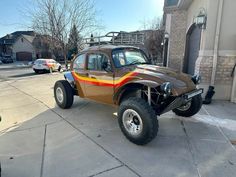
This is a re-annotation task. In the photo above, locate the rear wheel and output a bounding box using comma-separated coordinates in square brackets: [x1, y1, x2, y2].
[34, 69, 40, 74]
[54, 80, 74, 109]
[118, 97, 158, 145]
[173, 95, 202, 117]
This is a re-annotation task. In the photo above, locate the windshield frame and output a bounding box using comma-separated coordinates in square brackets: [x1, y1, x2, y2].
[111, 48, 149, 68]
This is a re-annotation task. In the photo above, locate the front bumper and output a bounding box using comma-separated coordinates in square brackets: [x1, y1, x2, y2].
[159, 88, 203, 115]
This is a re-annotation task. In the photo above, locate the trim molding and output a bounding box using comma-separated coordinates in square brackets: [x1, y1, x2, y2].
[199, 50, 236, 57]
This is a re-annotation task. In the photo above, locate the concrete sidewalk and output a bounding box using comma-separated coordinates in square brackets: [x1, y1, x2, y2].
[0, 74, 236, 177]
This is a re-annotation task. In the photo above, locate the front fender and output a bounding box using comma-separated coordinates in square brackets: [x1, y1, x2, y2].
[131, 80, 161, 88]
[113, 80, 161, 104]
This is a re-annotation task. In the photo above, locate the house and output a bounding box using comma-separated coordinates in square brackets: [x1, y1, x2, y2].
[0, 31, 53, 61]
[163, 0, 236, 102]
[0, 31, 35, 59]
[113, 30, 164, 64]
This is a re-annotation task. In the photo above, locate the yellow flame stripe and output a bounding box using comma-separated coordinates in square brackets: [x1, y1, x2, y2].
[72, 71, 135, 84]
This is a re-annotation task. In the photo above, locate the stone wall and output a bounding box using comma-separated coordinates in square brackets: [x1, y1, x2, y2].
[196, 56, 236, 100]
[168, 10, 187, 71]
[196, 56, 235, 85]
[216, 56, 235, 85]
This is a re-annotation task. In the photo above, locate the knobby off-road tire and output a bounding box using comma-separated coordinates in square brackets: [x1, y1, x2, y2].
[54, 80, 74, 109]
[118, 97, 159, 145]
[173, 94, 202, 117]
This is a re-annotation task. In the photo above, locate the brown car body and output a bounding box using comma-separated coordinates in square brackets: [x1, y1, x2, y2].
[62, 45, 202, 115]
[55, 45, 203, 145]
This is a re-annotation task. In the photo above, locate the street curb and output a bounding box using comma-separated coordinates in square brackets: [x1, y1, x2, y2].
[0, 66, 32, 70]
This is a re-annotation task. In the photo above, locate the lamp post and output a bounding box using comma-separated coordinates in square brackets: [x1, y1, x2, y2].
[195, 11, 207, 29]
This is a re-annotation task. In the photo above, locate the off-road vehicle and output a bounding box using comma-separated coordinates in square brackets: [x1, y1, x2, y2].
[54, 33, 203, 145]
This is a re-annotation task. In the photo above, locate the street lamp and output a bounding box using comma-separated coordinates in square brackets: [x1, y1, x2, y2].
[164, 32, 169, 39]
[195, 10, 207, 29]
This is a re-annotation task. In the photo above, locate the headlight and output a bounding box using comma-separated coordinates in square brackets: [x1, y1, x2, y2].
[192, 75, 201, 84]
[160, 82, 172, 95]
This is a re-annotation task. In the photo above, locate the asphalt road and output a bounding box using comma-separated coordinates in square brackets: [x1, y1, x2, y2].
[0, 68, 236, 177]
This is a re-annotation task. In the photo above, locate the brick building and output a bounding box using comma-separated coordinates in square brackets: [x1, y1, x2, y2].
[163, 0, 236, 102]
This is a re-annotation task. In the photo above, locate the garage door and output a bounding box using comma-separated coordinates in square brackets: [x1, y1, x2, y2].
[184, 25, 201, 75]
[16, 52, 32, 61]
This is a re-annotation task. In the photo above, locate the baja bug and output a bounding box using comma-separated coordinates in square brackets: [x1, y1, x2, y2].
[54, 45, 203, 145]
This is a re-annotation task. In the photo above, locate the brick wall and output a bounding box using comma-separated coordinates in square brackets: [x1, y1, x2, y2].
[168, 10, 187, 71]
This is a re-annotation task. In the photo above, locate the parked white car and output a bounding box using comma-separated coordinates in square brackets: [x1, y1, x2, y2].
[33, 59, 61, 73]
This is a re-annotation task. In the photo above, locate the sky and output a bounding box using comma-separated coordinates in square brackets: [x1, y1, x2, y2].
[0, 0, 164, 38]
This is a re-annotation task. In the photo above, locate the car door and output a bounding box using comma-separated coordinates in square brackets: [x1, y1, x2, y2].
[72, 54, 87, 97]
[84, 52, 114, 104]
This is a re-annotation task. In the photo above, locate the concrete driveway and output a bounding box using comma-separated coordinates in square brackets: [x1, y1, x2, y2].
[0, 72, 236, 177]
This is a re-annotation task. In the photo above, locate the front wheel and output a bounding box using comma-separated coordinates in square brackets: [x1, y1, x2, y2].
[173, 94, 202, 117]
[118, 97, 158, 145]
[54, 80, 74, 109]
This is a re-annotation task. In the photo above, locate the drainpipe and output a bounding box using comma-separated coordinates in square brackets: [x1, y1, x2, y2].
[211, 0, 224, 86]
[203, 0, 224, 104]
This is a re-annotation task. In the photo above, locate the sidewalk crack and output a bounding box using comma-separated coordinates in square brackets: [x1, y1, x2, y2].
[40, 124, 47, 177]
[180, 121, 202, 177]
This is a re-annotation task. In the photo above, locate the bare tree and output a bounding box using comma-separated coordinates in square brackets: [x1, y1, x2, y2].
[139, 17, 164, 64]
[28, 0, 100, 66]
[140, 17, 162, 30]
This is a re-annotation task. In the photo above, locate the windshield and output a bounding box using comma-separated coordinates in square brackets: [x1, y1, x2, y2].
[112, 49, 149, 68]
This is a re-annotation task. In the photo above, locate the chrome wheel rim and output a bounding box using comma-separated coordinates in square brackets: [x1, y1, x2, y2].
[177, 101, 191, 111]
[122, 109, 143, 136]
[56, 87, 63, 103]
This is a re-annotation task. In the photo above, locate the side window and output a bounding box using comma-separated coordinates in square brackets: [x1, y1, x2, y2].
[73, 54, 85, 70]
[112, 51, 126, 67]
[87, 53, 110, 71]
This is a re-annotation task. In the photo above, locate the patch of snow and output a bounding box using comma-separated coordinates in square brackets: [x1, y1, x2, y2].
[175, 114, 236, 131]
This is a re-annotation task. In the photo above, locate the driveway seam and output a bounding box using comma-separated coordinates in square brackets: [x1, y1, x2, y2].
[180, 121, 202, 177]
[0, 119, 63, 134]
[88, 165, 123, 177]
[202, 106, 236, 152]
[9, 83, 142, 177]
[40, 125, 47, 177]
[61, 117, 142, 177]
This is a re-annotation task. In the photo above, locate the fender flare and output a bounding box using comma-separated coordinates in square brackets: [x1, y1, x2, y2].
[64, 71, 74, 81]
[64, 71, 75, 86]
[113, 80, 161, 104]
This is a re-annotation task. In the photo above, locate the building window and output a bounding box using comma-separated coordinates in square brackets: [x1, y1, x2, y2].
[165, 0, 179, 7]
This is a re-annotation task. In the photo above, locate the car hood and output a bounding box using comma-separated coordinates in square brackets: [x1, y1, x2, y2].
[134, 65, 196, 95]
